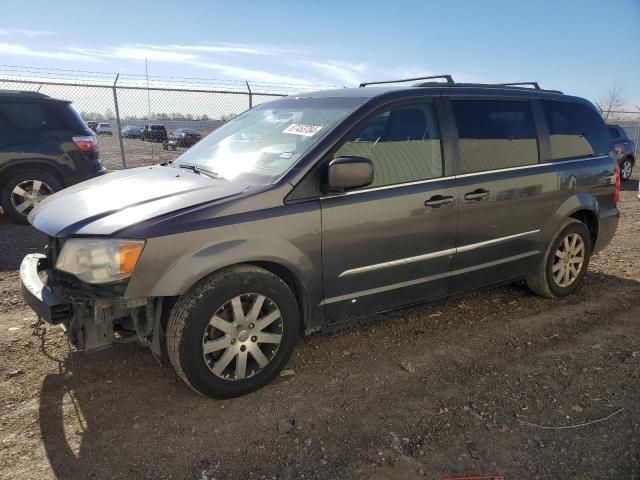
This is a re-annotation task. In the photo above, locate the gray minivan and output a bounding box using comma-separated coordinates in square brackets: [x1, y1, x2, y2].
[20, 76, 620, 398]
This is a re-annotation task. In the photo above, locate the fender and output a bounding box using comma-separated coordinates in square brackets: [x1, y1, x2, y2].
[123, 202, 324, 331]
[538, 192, 599, 250]
[0, 157, 66, 186]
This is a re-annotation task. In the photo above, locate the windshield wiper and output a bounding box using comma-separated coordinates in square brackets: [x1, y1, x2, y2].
[195, 166, 223, 180]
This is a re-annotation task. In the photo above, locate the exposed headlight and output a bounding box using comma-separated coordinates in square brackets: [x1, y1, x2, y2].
[55, 238, 145, 284]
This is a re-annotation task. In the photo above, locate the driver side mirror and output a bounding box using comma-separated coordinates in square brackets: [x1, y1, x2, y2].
[326, 156, 374, 192]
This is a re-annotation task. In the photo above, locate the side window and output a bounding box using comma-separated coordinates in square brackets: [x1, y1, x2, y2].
[0, 102, 46, 130]
[334, 103, 442, 188]
[541, 100, 610, 160]
[452, 100, 538, 174]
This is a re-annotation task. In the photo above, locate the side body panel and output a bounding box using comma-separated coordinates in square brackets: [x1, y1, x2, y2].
[320, 178, 457, 323]
[452, 164, 558, 292]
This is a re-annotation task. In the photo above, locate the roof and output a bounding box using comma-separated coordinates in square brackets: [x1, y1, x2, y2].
[0, 89, 70, 103]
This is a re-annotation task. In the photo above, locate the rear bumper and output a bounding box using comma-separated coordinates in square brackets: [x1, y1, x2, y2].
[19, 254, 72, 325]
[594, 207, 620, 254]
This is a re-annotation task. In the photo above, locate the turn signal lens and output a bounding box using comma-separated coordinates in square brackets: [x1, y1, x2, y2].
[119, 242, 145, 275]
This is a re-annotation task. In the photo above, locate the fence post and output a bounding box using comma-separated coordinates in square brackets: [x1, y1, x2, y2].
[634, 125, 639, 159]
[246, 81, 253, 109]
[112, 73, 127, 168]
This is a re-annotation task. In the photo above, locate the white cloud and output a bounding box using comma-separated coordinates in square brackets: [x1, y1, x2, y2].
[0, 43, 101, 62]
[0, 39, 436, 88]
[0, 28, 53, 38]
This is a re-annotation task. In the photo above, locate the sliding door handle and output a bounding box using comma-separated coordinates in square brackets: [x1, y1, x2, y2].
[464, 189, 490, 201]
[424, 195, 454, 208]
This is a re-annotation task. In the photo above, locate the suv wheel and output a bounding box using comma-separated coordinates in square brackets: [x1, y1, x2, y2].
[526, 219, 592, 298]
[166, 265, 300, 398]
[1, 170, 61, 224]
[621, 157, 634, 181]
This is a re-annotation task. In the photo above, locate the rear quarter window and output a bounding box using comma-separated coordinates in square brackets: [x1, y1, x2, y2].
[0, 100, 87, 132]
[541, 100, 610, 160]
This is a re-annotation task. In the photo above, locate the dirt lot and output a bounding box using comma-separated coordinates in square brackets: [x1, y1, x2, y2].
[96, 134, 202, 170]
[0, 178, 639, 480]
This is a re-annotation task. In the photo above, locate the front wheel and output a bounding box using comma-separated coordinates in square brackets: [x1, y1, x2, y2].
[166, 265, 300, 398]
[526, 219, 592, 298]
[620, 157, 634, 181]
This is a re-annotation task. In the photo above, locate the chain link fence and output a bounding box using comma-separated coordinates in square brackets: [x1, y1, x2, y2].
[0, 66, 339, 169]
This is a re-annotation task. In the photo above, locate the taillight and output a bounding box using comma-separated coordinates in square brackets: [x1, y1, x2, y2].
[614, 162, 620, 205]
[73, 135, 98, 152]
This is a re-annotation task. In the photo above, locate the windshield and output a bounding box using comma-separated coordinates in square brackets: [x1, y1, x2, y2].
[174, 96, 366, 184]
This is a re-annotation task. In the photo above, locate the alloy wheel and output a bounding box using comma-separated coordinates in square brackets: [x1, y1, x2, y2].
[621, 159, 633, 180]
[10, 179, 54, 216]
[552, 233, 585, 288]
[202, 293, 283, 381]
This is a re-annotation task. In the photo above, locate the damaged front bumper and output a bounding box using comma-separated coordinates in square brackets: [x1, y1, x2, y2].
[19, 253, 162, 354]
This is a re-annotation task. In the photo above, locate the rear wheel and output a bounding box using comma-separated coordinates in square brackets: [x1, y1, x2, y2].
[1, 170, 62, 224]
[166, 265, 300, 398]
[620, 157, 634, 181]
[526, 219, 592, 298]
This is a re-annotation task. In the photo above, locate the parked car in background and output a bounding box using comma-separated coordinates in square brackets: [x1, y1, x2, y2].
[96, 123, 113, 135]
[164, 127, 202, 150]
[19, 77, 619, 399]
[607, 124, 636, 181]
[86, 121, 98, 132]
[121, 125, 142, 139]
[0, 90, 106, 223]
[141, 123, 168, 142]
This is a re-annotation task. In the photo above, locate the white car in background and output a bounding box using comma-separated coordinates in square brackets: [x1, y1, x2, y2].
[96, 123, 113, 135]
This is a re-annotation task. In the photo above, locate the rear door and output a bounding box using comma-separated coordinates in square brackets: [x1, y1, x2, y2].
[449, 98, 558, 293]
[320, 100, 458, 323]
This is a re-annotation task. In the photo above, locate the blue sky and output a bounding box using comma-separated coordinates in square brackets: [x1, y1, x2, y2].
[1, 0, 639, 105]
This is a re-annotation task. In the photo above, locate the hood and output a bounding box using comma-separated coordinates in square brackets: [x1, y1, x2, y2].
[30, 166, 250, 236]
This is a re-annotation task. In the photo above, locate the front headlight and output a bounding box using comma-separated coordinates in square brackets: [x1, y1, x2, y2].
[55, 238, 145, 284]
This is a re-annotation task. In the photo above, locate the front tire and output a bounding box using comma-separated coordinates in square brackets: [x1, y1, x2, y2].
[166, 265, 300, 399]
[526, 219, 592, 298]
[620, 157, 634, 181]
[1, 170, 62, 224]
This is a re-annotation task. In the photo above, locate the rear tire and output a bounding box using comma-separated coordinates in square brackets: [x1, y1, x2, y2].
[1, 170, 62, 224]
[166, 265, 300, 399]
[526, 219, 592, 298]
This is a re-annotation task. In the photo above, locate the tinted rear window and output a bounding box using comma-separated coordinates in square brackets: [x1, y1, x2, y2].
[151, 125, 166, 130]
[541, 100, 610, 160]
[452, 100, 538, 174]
[0, 100, 87, 132]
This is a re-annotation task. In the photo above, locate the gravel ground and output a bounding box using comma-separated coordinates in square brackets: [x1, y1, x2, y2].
[0, 177, 639, 480]
[96, 134, 204, 170]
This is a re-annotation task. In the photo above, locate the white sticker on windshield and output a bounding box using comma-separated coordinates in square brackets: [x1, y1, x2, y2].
[282, 123, 323, 137]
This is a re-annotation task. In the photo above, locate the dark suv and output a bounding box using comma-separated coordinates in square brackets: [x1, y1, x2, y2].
[141, 124, 168, 142]
[607, 124, 636, 181]
[20, 77, 619, 399]
[0, 90, 106, 223]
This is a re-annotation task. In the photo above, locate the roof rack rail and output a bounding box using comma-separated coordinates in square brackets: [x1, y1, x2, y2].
[412, 80, 563, 94]
[497, 82, 541, 89]
[359, 74, 454, 88]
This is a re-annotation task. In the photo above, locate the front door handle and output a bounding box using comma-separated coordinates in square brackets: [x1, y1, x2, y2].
[424, 195, 454, 208]
[464, 189, 490, 201]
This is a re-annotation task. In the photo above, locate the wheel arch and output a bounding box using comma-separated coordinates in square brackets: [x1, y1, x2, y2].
[0, 159, 65, 192]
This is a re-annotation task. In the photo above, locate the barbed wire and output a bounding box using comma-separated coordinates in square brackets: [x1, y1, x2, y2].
[0, 64, 343, 95]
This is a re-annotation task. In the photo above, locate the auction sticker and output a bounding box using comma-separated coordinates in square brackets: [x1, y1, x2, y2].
[282, 124, 323, 137]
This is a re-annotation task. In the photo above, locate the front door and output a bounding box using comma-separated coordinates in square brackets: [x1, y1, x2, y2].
[320, 101, 458, 323]
[449, 99, 558, 292]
